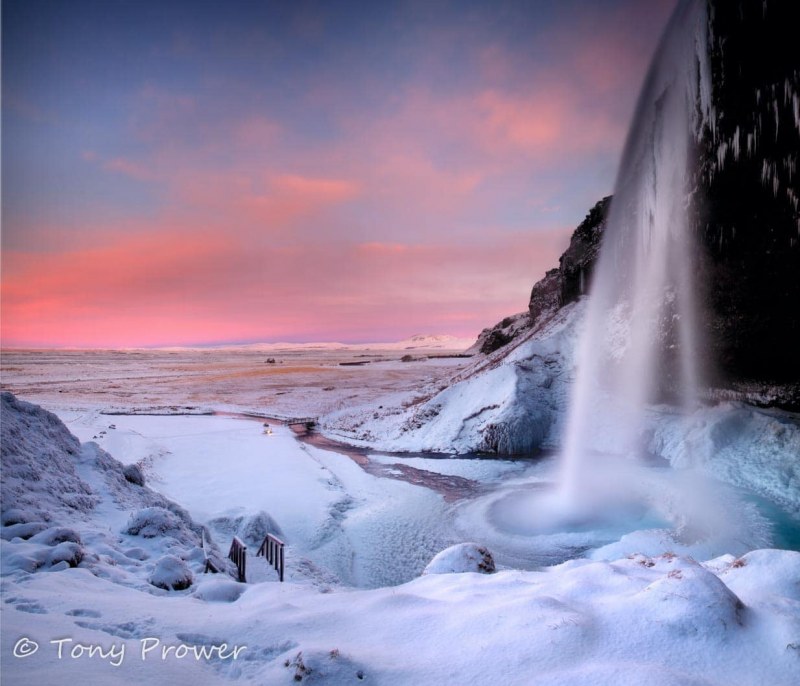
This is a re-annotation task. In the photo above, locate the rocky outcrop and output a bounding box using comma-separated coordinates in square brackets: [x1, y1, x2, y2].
[527, 195, 610, 328]
[468, 312, 531, 355]
[473, 197, 610, 357]
[554, 196, 610, 308]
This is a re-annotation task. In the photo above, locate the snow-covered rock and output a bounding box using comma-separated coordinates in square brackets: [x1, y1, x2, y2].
[149, 555, 193, 591]
[423, 542, 496, 575]
[123, 463, 146, 486]
[124, 507, 197, 545]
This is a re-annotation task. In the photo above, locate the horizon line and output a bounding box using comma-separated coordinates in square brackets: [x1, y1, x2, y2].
[0, 332, 479, 353]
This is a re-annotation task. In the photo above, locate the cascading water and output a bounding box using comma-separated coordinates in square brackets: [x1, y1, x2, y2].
[559, 0, 712, 507]
[456, 0, 793, 566]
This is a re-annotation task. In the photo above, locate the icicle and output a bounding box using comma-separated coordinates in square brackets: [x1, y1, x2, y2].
[717, 141, 728, 169]
[693, 9, 715, 139]
[773, 99, 780, 140]
[784, 154, 796, 181]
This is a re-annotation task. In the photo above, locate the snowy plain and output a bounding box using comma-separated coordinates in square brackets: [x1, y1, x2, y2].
[2, 340, 800, 685]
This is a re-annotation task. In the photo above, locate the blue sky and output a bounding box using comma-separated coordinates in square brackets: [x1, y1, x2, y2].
[2, 0, 675, 347]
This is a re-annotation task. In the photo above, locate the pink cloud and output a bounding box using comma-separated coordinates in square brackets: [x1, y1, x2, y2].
[164, 169, 360, 234]
[476, 89, 566, 150]
[1, 219, 571, 348]
[271, 174, 360, 202]
[471, 87, 624, 156]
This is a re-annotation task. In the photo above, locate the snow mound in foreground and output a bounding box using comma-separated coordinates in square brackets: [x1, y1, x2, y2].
[1, 392, 97, 520]
[423, 542, 496, 575]
[4, 547, 798, 685]
[0, 392, 232, 589]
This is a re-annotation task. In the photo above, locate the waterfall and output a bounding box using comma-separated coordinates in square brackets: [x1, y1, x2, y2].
[559, 0, 713, 505]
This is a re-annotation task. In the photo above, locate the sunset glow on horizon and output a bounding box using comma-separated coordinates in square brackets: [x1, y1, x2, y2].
[2, 0, 675, 348]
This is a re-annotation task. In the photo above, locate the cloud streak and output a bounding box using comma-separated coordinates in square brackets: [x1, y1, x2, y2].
[1, 0, 675, 347]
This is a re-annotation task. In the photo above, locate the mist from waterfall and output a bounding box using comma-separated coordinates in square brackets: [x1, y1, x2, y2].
[559, 0, 713, 506]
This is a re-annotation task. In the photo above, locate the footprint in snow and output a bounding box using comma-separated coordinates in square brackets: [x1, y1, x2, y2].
[74, 619, 153, 639]
[14, 602, 48, 614]
[66, 608, 102, 618]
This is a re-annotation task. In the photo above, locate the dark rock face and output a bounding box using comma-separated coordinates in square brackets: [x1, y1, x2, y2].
[472, 198, 610, 357]
[697, 0, 800, 385]
[527, 197, 609, 325]
[471, 312, 531, 355]
[555, 196, 610, 307]
[527, 269, 560, 323]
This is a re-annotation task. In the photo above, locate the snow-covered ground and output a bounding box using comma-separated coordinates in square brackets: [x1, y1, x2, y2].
[2, 338, 800, 685]
[3, 393, 799, 685]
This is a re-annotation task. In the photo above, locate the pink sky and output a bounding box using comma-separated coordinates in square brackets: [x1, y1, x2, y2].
[2, 0, 675, 347]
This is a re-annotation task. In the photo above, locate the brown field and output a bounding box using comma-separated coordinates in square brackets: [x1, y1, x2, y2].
[0, 347, 471, 418]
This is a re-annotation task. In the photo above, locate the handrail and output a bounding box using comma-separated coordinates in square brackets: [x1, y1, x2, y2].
[228, 536, 247, 583]
[257, 532, 285, 582]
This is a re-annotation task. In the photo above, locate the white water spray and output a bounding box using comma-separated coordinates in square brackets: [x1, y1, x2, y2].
[560, 0, 713, 505]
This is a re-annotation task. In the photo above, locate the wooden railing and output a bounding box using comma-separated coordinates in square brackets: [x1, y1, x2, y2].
[228, 536, 247, 583]
[257, 533, 285, 582]
[202, 530, 222, 574]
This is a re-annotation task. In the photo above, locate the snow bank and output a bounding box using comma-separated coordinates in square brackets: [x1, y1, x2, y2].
[1, 392, 97, 520]
[325, 302, 583, 454]
[0, 392, 228, 591]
